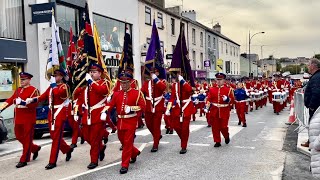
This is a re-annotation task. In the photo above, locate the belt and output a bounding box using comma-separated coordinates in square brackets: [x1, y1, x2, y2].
[146, 96, 163, 101]
[235, 100, 248, 103]
[212, 103, 229, 108]
[16, 105, 28, 109]
[118, 113, 137, 119]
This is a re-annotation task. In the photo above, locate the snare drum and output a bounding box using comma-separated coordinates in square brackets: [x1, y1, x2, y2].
[254, 92, 260, 101]
[250, 92, 255, 101]
[272, 92, 281, 102]
[259, 91, 264, 99]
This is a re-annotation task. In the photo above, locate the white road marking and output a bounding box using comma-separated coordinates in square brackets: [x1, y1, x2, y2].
[233, 146, 255, 150]
[257, 122, 266, 124]
[254, 127, 286, 142]
[136, 125, 206, 136]
[0, 156, 17, 162]
[60, 143, 147, 180]
[189, 143, 210, 147]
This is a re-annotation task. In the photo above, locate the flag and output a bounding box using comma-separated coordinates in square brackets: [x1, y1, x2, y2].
[144, 19, 166, 80]
[72, 2, 97, 91]
[66, 25, 77, 79]
[93, 23, 111, 81]
[46, 13, 66, 80]
[118, 24, 133, 75]
[170, 22, 195, 87]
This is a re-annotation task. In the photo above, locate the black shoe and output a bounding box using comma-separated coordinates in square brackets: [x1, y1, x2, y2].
[103, 137, 108, 145]
[207, 125, 211, 128]
[277, 112, 279, 115]
[66, 148, 74, 161]
[200, 115, 202, 117]
[246, 112, 248, 114]
[274, 110, 276, 113]
[151, 147, 158, 152]
[130, 151, 141, 164]
[242, 123, 247, 127]
[99, 145, 107, 161]
[166, 128, 170, 134]
[160, 135, 162, 140]
[16, 162, 27, 168]
[120, 145, 123, 151]
[138, 124, 144, 129]
[80, 137, 85, 144]
[111, 129, 117, 133]
[225, 138, 230, 144]
[33, 146, 41, 160]
[87, 163, 98, 169]
[70, 144, 77, 149]
[179, 148, 187, 154]
[45, 163, 56, 170]
[120, 167, 128, 174]
[214, 143, 221, 147]
[169, 130, 174, 134]
[238, 121, 241, 125]
[250, 109, 253, 112]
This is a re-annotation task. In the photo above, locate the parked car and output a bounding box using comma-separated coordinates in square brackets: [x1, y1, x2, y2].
[34, 105, 72, 139]
[0, 115, 8, 144]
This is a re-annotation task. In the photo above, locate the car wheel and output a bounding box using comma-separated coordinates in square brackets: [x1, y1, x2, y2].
[34, 132, 44, 139]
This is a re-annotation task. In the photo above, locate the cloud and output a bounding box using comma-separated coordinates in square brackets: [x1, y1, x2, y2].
[166, 0, 320, 58]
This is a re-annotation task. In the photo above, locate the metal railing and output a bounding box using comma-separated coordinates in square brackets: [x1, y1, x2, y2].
[293, 88, 309, 133]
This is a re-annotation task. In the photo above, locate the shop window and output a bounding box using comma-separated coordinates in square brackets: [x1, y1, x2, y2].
[56, 5, 79, 46]
[93, 13, 133, 53]
[0, 0, 24, 40]
[0, 63, 23, 101]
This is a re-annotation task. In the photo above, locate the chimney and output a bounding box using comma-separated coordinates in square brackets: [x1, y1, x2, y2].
[213, 23, 221, 33]
[181, 10, 196, 21]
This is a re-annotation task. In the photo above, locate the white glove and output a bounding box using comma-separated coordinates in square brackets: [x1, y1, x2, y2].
[85, 73, 92, 81]
[165, 110, 170, 116]
[246, 92, 250, 96]
[100, 112, 107, 121]
[192, 94, 198, 98]
[74, 115, 79, 121]
[15, 97, 22, 105]
[151, 73, 157, 80]
[107, 96, 112, 103]
[204, 108, 208, 113]
[50, 76, 56, 84]
[125, 105, 131, 114]
[26, 98, 34, 104]
[178, 75, 184, 82]
[281, 85, 284, 88]
[176, 99, 180, 104]
[203, 93, 206, 96]
[222, 95, 228, 101]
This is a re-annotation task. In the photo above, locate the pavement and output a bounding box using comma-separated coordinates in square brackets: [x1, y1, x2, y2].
[0, 103, 302, 180]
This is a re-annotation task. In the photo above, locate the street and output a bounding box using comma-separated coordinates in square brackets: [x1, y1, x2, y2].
[0, 104, 293, 180]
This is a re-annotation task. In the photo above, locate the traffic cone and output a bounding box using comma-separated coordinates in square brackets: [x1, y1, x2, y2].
[286, 97, 296, 125]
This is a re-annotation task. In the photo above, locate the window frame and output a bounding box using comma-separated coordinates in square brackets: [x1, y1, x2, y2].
[192, 28, 196, 45]
[171, 18, 175, 35]
[0, 0, 26, 40]
[145, 6, 152, 25]
[200, 32, 203, 47]
[157, 12, 163, 29]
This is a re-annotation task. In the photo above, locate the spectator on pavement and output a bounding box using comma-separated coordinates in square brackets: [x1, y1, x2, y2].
[304, 58, 320, 177]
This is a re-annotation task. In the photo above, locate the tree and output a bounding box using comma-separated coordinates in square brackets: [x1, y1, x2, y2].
[281, 65, 301, 74]
[276, 61, 281, 71]
[314, 54, 320, 60]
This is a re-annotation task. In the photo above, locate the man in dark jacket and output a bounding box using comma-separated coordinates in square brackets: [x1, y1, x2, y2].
[302, 58, 320, 147]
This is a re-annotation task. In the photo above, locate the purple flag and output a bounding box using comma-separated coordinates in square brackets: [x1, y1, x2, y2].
[170, 23, 195, 87]
[144, 19, 166, 79]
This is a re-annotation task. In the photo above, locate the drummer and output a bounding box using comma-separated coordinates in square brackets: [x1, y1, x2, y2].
[272, 74, 284, 115]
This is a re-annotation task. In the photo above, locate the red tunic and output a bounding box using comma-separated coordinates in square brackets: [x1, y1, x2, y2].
[77, 79, 110, 125]
[108, 89, 146, 130]
[141, 79, 166, 113]
[38, 83, 69, 123]
[169, 82, 195, 117]
[4, 86, 39, 124]
[206, 85, 235, 119]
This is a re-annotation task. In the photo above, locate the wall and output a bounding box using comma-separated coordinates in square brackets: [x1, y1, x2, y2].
[218, 37, 240, 75]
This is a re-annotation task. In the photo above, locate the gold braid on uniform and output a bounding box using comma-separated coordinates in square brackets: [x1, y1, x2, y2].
[0, 102, 8, 110]
[166, 102, 172, 111]
[101, 106, 110, 113]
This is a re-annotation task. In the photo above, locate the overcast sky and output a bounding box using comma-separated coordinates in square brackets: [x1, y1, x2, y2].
[166, 0, 320, 59]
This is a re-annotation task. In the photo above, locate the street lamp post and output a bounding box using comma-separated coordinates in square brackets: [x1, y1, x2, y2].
[248, 31, 265, 77]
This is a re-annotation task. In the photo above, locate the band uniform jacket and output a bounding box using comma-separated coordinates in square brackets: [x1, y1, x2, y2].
[4, 86, 39, 124]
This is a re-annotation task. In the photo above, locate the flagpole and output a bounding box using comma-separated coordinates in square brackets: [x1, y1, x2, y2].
[51, 7, 55, 131]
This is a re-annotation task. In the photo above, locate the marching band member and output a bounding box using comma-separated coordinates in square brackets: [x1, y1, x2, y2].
[0, 72, 41, 168]
[234, 82, 250, 127]
[204, 73, 234, 147]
